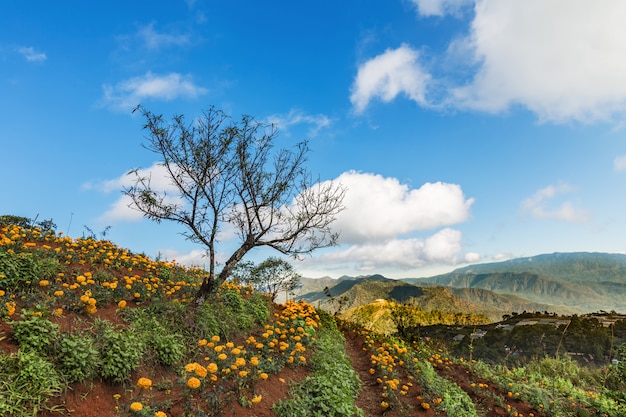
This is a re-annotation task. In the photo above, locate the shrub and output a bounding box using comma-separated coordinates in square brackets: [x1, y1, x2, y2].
[55, 333, 100, 382]
[11, 315, 60, 355]
[97, 321, 146, 383]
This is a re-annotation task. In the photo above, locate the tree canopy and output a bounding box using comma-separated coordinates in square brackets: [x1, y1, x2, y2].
[125, 106, 345, 300]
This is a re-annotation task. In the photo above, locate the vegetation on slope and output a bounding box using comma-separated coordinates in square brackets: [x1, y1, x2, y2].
[3, 218, 626, 416]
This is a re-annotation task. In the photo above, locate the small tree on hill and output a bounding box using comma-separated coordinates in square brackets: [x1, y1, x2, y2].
[241, 257, 301, 302]
[125, 106, 345, 302]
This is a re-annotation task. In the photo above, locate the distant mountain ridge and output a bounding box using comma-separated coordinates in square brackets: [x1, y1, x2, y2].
[414, 252, 626, 313]
[296, 274, 558, 322]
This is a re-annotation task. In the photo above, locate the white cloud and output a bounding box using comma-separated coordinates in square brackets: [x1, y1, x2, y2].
[350, 44, 431, 113]
[17, 46, 47, 62]
[313, 228, 464, 271]
[329, 171, 474, 244]
[89, 162, 183, 222]
[157, 248, 212, 267]
[452, 0, 626, 123]
[614, 155, 626, 172]
[521, 183, 588, 223]
[266, 109, 332, 137]
[410, 0, 473, 17]
[100, 72, 207, 111]
[137, 23, 190, 49]
[464, 251, 481, 263]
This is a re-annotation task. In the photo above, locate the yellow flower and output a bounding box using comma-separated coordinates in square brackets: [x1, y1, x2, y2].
[185, 362, 198, 373]
[137, 377, 152, 389]
[198, 339, 208, 346]
[239, 370, 248, 378]
[259, 372, 268, 380]
[39, 279, 49, 287]
[421, 402, 430, 410]
[130, 402, 143, 412]
[251, 394, 262, 404]
[211, 335, 220, 342]
[207, 363, 218, 373]
[218, 353, 227, 361]
[187, 377, 201, 389]
[154, 412, 168, 417]
[194, 365, 208, 378]
[381, 401, 389, 409]
[118, 300, 127, 308]
[53, 290, 64, 297]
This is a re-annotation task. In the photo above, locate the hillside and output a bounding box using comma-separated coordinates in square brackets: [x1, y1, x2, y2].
[416, 252, 626, 313]
[3, 221, 626, 417]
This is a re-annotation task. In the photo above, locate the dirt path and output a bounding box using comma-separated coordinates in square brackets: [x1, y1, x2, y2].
[342, 329, 436, 417]
[341, 326, 547, 417]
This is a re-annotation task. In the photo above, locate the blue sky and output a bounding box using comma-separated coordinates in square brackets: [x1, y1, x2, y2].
[3, 0, 626, 279]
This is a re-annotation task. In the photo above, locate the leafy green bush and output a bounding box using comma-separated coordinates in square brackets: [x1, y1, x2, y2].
[0, 350, 64, 417]
[273, 312, 363, 417]
[0, 251, 60, 290]
[55, 333, 100, 382]
[151, 332, 185, 366]
[194, 289, 271, 340]
[122, 306, 188, 367]
[11, 315, 60, 354]
[97, 321, 146, 383]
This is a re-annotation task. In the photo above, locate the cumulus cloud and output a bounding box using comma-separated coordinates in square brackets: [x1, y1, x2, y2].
[313, 228, 464, 272]
[410, 0, 473, 17]
[452, 0, 626, 123]
[521, 183, 588, 223]
[614, 155, 626, 172]
[350, 44, 431, 113]
[99, 72, 207, 111]
[17, 46, 47, 62]
[328, 171, 474, 244]
[266, 109, 332, 137]
[464, 251, 481, 263]
[87, 162, 182, 222]
[137, 23, 190, 49]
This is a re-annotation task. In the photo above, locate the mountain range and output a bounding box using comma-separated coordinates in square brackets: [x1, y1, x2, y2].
[296, 252, 626, 320]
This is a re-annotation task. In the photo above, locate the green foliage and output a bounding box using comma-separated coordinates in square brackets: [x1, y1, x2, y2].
[11, 315, 60, 355]
[0, 251, 60, 290]
[273, 315, 363, 417]
[241, 257, 301, 301]
[0, 350, 64, 417]
[54, 333, 100, 382]
[97, 320, 146, 383]
[195, 289, 270, 339]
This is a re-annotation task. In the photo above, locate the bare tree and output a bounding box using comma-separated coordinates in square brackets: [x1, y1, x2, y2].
[125, 106, 345, 301]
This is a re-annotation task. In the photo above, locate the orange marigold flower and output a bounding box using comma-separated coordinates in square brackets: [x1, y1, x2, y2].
[187, 377, 201, 389]
[130, 402, 143, 412]
[251, 394, 262, 404]
[118, 300, 127, 308]
[137, 377, 152, 389]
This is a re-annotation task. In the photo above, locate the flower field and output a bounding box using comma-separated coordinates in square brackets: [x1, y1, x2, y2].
[2, 221, 626, 417]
